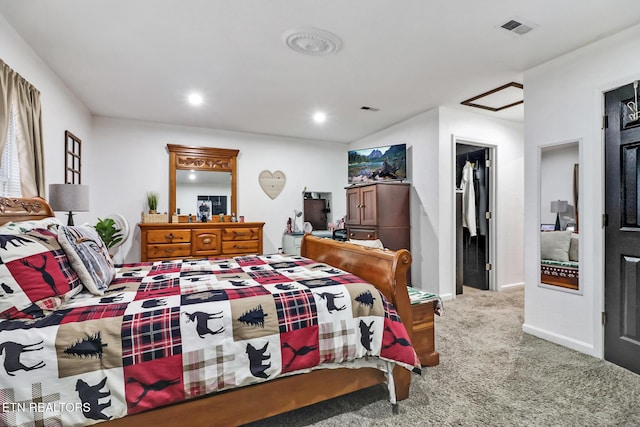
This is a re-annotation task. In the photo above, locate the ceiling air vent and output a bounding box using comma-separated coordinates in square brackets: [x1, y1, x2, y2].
[501, 19, 534, 36]
[360, 106, 380, 111]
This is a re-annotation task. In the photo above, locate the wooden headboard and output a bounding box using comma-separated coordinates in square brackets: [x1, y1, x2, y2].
[0, 197, 55, 225]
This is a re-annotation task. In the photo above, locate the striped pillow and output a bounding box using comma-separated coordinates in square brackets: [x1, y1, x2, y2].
[58, 225, 115, 295]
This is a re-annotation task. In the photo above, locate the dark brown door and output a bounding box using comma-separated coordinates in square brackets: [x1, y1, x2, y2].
[604, 81, 640, 374]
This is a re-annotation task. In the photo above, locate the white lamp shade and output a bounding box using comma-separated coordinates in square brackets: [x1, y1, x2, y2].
[48, 184, 90, 212]
[550, 200, 568, 213]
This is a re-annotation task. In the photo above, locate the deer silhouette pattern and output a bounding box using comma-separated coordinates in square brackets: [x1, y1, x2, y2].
[20, 254, 58, 294]
[0, 234, 32, 251]
[282, 342, 317, 369]
[315, 291, 347, 313]
[126, 376, 181, 408]
[183, 311, 224, 338]
[0, 340, 46, 376]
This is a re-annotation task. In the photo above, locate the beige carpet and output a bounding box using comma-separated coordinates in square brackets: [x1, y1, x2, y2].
[246, 286, 640, 426]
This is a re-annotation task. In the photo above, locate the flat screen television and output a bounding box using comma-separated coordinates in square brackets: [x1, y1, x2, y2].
[348, 143, 407, 184]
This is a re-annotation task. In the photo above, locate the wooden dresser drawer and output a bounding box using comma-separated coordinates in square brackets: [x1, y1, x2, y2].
[222, 240, 259, 254]
[192, 230, 221, 256]
[221, 227, 261, 241]
[146, 243, 191, 259]
[147, 229, 191, 244]
[139, 222, 264, 262]
[348, 228, 378, 240]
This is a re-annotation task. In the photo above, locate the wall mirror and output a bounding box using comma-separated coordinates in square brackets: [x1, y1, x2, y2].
[539, 141, 580, 292]
[168, 144, 238, 222]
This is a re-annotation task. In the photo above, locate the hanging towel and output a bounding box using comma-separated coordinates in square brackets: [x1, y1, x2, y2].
[461, 160, 477, 237]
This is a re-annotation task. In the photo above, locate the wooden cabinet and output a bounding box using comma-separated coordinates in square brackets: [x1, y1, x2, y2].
[345, 183, 410, 252]
[139, 222, 264, 262]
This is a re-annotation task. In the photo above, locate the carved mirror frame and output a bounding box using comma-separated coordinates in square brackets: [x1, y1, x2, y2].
[167, 144, 239, 220]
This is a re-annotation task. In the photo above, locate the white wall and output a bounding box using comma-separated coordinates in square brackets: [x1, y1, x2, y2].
[350, 106, 524, 299]
[0, 14, 92, 214]
[89, 117, 347, 262]
[523, 23, 640, 357]
[540, 143, 579, 228]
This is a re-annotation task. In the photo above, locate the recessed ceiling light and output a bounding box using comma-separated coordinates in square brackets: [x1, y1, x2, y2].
[313, 111, 327, 124]
[188, 93, 203, 106]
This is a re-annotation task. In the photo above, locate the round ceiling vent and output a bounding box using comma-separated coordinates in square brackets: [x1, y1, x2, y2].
[284, 28, 342, 56]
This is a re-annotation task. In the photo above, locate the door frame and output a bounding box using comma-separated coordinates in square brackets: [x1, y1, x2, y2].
[538, 139, 583, 295]
[452, 135, 497, 292]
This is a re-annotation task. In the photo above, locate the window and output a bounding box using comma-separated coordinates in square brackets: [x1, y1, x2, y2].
[0, 106, 22, 197]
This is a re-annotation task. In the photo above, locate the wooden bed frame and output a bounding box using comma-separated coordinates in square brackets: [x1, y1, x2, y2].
[0, 197, 414, 426]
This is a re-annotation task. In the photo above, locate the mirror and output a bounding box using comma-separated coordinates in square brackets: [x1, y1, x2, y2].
[168, 144, 238, 222]
[176, 170, 232, 219]
[539, 141, 580, 292]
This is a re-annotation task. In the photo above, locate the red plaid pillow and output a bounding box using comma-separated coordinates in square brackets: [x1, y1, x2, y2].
[0, 229, 82, 320]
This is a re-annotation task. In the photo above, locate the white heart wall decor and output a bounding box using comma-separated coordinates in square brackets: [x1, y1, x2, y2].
[259, 170, 286, 199]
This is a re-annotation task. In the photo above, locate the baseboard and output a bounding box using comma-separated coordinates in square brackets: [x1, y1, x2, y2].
[500, 282, 524, 291]
[439, 292, 455, 302]
[522, 323, 597, 356]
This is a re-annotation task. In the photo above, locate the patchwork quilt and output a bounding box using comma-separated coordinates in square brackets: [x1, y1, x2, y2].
[0, 254, 421, 426]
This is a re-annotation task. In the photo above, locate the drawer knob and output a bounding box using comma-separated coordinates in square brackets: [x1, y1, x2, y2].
[203, 237, 212, 244]
[164, 248, 174, 255]
[235, 244, 247, 249]
[349, 232, 355, 237]
[165, 233, 175, 241]
[235, 231, 247, 236]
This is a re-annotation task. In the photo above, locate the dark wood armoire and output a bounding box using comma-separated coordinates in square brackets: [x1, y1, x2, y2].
[345, 182, 411, 279]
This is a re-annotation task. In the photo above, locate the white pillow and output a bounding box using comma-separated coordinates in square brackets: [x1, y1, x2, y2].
[540, 230, 572, 262]
[348, 239, 384, 249]
[569, 233, 579, 262]
[0, 217, 62, 234]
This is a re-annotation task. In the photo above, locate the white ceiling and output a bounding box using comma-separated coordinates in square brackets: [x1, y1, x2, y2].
[2, 1, 640, 143]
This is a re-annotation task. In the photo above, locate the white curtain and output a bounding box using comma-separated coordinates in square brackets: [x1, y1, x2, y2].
[0, 59, 45, 197]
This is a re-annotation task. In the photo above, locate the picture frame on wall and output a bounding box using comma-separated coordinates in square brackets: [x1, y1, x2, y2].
[540, 224, 555, 232]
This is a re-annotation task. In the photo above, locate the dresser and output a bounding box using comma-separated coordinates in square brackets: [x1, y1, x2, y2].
[139, 222, 264, 262]
[345, 182, 410, 252]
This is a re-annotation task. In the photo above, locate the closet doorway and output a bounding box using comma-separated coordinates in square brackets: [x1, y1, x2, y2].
[455, 141, 494, 293]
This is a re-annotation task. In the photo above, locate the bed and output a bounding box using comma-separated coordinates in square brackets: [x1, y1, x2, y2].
[0, 197, 420, 426]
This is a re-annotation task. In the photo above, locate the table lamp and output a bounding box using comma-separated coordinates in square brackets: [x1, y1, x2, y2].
[48, 184, 89, 226]
[550, 200, 568, 231]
